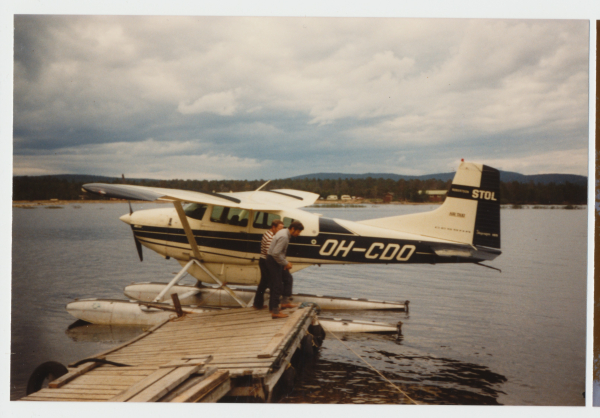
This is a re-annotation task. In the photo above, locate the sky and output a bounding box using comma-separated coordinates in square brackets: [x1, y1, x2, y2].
[11, 16, 590, 180]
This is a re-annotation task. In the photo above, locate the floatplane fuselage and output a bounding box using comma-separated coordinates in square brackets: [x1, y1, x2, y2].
[105, 161, 501, 286]
[67, 161, 501, 328]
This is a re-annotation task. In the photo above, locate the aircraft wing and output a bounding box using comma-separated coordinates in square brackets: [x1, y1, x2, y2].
[82, 183, 319, 210]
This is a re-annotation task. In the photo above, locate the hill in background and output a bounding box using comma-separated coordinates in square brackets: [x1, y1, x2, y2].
[288, 170, 587, 185]
[23, 170, 588, 186]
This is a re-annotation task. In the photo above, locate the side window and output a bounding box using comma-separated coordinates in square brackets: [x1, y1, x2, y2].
[283, 217, 295, 228]
[183, 203, 207, 221]
[210, 206, 227, 223]
[253, 212, 282, 229]
[210, 206, 249, 227]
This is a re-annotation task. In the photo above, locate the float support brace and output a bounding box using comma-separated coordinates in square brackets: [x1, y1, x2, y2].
[193, 260, 248, 308]
[153, 259, 196, 302]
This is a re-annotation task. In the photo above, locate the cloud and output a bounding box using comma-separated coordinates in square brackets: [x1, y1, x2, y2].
[178, 89, 241, 116]
[12, 16, 589, 180]
[13, 138, 264, 180]
[478, 148, 589, 176]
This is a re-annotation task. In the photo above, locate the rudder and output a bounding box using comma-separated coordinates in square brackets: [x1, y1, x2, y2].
[446, 164, 500, 248]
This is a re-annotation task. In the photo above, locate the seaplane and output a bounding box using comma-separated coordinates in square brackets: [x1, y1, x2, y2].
[66, 161, 501, 333]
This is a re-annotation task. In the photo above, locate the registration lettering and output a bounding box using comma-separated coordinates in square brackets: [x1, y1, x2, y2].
[319, 239, 415, 261]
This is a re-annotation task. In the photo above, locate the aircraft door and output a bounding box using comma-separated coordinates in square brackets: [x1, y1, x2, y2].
[201, 205, 251, 261]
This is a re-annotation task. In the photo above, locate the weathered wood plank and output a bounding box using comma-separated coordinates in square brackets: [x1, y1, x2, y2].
[197, 378, 232, 403]
[169, 370, 230, 403]
[158, 368, 218, 401]
[258, 309, 306, 358]
[109, 366, 177, 402]
[66, 375, 149, 386]
[38, 388, 123, 395]
[121, 334, 277, 350]
[137, 323, 282, 339]
[127, 365, 202, 402]
[111, 339, 276, 354]
[48, 360, 102, 388]
[22, 391, 114, 400]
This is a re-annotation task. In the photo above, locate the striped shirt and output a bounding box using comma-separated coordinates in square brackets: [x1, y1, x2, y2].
[260, 230, 275, 259]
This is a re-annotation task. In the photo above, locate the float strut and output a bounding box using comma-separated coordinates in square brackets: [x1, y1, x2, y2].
[152, 259, 195, 302]
[193, 260, 248, 308]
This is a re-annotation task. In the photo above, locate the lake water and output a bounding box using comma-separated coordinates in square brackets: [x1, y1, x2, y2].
[10, 203, 588, 405]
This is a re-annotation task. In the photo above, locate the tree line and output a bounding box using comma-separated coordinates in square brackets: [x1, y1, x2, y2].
[12, 175, 587, 205]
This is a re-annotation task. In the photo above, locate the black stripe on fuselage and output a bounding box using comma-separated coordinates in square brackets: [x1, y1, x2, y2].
[130, 221, 457, 264]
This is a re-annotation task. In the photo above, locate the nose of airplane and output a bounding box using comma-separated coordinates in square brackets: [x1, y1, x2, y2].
[119, 213, 132, 224]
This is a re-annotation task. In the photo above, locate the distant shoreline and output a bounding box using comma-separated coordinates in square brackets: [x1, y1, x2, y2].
[12, 199, 139, 207]
[12, 200, 586, 208]
[11, 199, 440, 208]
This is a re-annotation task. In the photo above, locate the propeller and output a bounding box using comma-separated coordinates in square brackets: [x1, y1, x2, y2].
[122, 173, 143, 262]
[132, 228, 143, 262]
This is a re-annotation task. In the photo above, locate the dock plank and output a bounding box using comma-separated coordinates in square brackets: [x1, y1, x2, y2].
[169, 370, 230, 403]
[258, 309, 306, 358]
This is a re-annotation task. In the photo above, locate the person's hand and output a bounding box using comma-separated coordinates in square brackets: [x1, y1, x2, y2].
[285, 262, 293, 270]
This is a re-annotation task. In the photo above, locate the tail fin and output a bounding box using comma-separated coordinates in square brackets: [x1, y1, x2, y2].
[359, 162, 501, 249]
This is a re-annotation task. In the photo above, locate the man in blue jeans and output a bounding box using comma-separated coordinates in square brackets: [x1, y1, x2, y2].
[266, 221, 304, 319]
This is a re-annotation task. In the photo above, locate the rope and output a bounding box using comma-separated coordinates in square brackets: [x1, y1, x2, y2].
[322, 324, 420, 405]
[70, 358, 131, 367]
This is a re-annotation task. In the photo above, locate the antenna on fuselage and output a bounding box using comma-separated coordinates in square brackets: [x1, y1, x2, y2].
[249, 180, 271, 200]
[255, 180, 270, 191]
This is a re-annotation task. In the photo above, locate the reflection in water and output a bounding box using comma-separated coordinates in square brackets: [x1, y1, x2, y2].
[282, 333, 506, 405]
[283, 351, 506, 405]
[65, 321, 148, 343]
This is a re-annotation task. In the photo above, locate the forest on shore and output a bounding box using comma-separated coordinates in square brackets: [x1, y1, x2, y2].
[12, 175, 587, 205]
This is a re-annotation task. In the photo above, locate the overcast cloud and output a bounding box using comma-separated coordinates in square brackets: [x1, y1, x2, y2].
[13, 16, 589, 180]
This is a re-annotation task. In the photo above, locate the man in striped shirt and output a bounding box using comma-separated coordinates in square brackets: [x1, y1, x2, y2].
[252, 219, 284, 310]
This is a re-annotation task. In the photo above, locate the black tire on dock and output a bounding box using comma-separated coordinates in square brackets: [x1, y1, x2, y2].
[26, 361, 68, 395]
[281, 365, 296, 391]
[308, 323, 325, 347]
[301, 334, 314, 359]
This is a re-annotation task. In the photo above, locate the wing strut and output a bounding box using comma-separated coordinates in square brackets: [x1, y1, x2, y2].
[173, 202, 202, 260]
[170, 201, 248, 308]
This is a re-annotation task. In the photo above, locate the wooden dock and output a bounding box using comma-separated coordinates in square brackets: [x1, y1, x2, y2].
[20, 306, 318, 402]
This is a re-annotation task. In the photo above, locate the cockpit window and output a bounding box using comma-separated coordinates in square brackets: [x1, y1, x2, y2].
[253, 212, 282, 229]
[210, 206, 249, 227]
[252, 212, 297, 229]
[184, 203, 208, 221]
